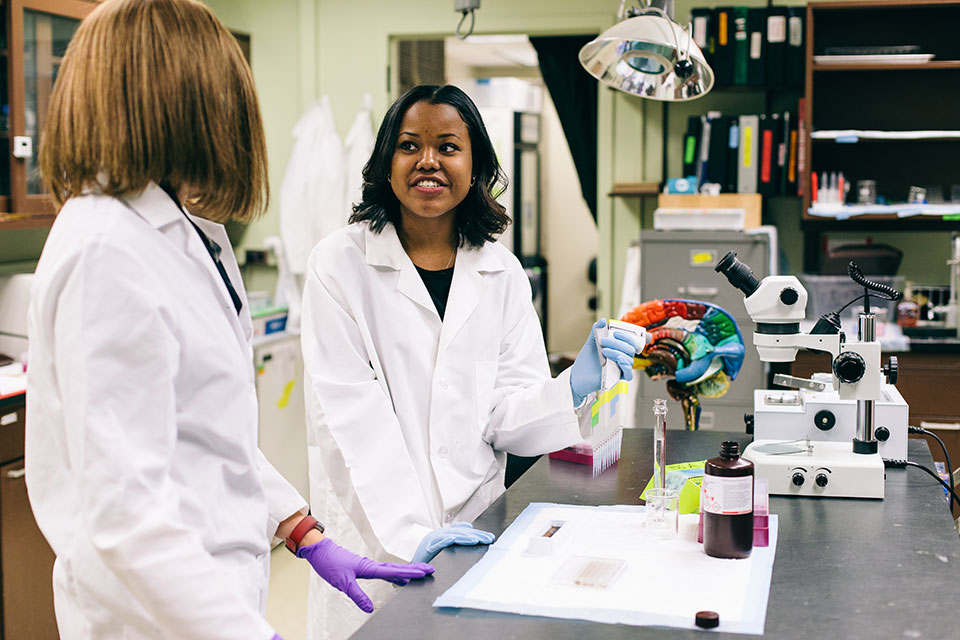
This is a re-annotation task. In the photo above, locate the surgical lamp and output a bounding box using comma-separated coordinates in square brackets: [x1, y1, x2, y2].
[579, 0, 714, 101]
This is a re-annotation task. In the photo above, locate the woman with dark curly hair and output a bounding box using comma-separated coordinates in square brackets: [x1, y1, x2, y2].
[300, 84, 639, 640]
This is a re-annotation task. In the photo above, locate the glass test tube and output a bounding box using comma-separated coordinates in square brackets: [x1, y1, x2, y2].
[653, 398, 667, 490]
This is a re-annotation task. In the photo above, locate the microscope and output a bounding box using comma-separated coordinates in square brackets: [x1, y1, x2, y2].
[715, 252, 904, 499]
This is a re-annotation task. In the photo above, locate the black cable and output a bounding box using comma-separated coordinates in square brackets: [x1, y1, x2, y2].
[847, 262, 902, 301]
[845, 261, 902, 316]
[884, 458, 960, 513]
[909, 426, 955, 517]
[835, 293, 899, 316]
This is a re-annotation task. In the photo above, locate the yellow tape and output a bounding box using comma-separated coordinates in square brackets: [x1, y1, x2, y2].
[591, 381, 629, 417]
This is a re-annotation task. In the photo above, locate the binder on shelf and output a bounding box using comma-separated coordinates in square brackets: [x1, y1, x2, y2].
[712, 7, 735, 86]
[691, 8, 714, 66]
[786, 111, 799, 195]
[765, 7, 788, 85]
[738, 114, 760, 194]
[682, 115, 702, 179]
[777, 111, 791, 195]
[697, 114, 713, 187]
[706, 115, 732, 189]
[732, 6, 749, 85]
[758, 113, 780, 196]
[796, 97, 807, 196]
[746, 7, 766, 86]
[786, 6, 805, 87]
[726, 119, 740, 194]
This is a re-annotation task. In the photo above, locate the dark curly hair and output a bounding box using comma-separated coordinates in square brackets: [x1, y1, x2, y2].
[349, 85, 510, 248]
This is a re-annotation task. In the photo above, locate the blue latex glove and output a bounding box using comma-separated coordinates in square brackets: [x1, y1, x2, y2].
[297, 538, 435, 612]
[412, 522, 496, 564]
[570, 318, 643, 406]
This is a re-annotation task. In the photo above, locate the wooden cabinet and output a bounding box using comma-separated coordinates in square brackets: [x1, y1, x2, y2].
[0, 396, 58, 639]
[0, 0, 96, 229]
[801, 1, 960, 233]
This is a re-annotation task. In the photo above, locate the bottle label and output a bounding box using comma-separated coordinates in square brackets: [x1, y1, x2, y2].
[702, 475, 753, 515]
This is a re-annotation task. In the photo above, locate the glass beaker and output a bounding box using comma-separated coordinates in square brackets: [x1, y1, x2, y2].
[645, 488, 679, 539]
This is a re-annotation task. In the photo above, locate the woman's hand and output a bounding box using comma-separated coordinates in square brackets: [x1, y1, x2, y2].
[569, 319, 642, 406]
[412, 522, 496, 563]
[297, 538, 435, 612]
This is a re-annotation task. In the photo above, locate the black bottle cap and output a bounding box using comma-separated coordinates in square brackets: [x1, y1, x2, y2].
[719, 441, 741, 460]
[695, 610, 720, 628]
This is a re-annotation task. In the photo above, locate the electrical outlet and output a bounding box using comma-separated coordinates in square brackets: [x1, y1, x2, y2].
[454, 0, 480, 11]
[12, 136, 32, 158]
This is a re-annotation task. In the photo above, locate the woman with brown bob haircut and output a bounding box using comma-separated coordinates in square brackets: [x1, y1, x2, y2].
[26, 1, 432, 639]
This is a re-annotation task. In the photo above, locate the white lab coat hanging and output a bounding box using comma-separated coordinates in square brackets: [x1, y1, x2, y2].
[300, 221, 585, 640]
[279, 96, 346, 276]
[342, 93, 375, 214]
[26, 183, 306, 639]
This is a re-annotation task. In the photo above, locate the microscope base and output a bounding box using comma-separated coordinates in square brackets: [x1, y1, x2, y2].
[743, 440, 885, 499]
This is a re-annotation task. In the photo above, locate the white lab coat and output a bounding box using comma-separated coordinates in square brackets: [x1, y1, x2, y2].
[301, 222, 585, 639]
[279, 96, 346, 276]
[25, 183, 306, 640]
[342, 94, 375, 214]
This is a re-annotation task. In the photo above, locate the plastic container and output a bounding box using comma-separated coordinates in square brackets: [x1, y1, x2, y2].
[798, 274, 905, 320]
[702, 441, 754, 559]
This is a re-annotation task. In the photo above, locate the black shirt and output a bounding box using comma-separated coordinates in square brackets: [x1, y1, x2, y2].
[416, 265, 454, 320]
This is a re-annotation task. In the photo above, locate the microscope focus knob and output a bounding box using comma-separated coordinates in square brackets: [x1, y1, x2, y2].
[833, 352, 866, 384]
[815, 473, 829, 488]
[883, 356, 899, 385]
[814, 410, 836, 432]
[876, 426, 890, 442]
[792, 472, 805, 487]
[779, 287, 799, 305]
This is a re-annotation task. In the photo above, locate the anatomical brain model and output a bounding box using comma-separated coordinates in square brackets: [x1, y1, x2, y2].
[621, 299, 745, 430]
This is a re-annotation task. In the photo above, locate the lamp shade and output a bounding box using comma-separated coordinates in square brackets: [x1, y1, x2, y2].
[579, 14, 714, 101]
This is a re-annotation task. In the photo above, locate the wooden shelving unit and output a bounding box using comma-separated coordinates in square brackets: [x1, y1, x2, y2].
[609, 181, 660, 197]
[800, 0, 960, 268]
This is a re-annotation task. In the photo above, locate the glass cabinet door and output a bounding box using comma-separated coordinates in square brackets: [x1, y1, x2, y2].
[23, 8, 79, 195]
[0, 3, 10, 210]
[6, 0, 93, 223]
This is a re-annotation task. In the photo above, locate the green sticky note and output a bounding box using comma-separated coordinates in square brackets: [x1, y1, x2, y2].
[684, 136, 696, 165]
[641, 460, 706, 514]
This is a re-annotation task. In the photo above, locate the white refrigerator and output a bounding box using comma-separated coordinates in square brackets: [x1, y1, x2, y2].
[253, 332, 309, 500]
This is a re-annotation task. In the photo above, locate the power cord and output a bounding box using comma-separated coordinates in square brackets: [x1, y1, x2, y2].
[884, 458, 960, 513]
[908, 425, 955, 517]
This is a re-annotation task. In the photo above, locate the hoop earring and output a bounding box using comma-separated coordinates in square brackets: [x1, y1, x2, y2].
[470, 176, 476, 187]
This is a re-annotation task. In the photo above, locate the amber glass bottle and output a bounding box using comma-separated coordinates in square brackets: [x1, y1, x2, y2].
[702, 441, 754, 559]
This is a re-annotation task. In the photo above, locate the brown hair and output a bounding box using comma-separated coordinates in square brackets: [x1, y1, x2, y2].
[39, 0, 268, 223]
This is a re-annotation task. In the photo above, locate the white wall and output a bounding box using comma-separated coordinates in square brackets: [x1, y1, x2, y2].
[204, 0, 314, 273]
[540, 93, 598, 352]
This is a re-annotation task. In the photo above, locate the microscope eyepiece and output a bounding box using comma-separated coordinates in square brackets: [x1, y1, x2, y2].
[715, 251, 761, 297]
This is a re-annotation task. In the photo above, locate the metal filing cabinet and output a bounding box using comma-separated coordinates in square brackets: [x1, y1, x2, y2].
[636, 230, 770, 431]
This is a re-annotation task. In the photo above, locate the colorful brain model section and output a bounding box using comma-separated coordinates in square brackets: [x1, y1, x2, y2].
[621, 299, 746, 426]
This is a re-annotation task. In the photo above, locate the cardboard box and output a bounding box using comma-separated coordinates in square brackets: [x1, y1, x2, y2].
[657, 194, 762, 229]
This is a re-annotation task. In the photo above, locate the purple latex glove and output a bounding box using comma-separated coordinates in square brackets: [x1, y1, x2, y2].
[272, 635, 283, 640]
[297, 538, 435, 613]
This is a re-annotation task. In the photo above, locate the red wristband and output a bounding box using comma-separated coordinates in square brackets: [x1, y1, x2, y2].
[285, 515, 324, 554]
